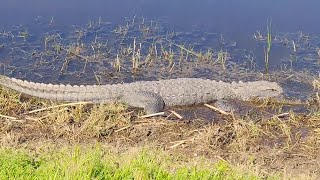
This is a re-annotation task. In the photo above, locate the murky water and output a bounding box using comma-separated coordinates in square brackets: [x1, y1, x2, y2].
[0, 0, 319, 101]
[1, 0, 320, 32]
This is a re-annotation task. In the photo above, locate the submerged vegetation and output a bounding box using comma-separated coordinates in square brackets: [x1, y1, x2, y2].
[0, 16, 319, 85]
[1, 16, 235, 84]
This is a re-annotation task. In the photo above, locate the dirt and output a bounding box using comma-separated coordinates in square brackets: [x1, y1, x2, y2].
[1, 105, 319, 178]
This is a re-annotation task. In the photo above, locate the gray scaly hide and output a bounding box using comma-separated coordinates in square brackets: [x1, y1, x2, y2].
[0, 75, 283, 114]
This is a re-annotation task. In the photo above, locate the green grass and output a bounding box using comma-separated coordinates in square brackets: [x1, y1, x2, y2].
[0, 146, 266, 180]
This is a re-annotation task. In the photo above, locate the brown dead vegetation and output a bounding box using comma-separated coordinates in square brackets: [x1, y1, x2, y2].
[0, 84, 320, 178]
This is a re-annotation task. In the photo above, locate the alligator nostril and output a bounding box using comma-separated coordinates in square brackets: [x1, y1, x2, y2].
[267, 88, 276, 91]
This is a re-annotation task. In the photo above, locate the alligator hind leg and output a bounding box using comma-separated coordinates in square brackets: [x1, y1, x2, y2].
[214, 99, 236, 113]
[122, 91, 165, 114]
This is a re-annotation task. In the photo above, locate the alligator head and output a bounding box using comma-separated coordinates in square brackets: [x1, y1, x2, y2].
[231, 81, 283, 100]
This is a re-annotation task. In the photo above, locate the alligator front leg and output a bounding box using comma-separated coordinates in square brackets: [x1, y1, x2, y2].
[122, 91, 165, 114]
[214, 99, 274, 122]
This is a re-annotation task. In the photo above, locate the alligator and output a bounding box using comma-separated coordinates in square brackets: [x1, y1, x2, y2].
[0, 75, 283, 114]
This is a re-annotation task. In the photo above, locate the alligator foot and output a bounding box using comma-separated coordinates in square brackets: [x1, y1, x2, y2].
[122, 91, 165, 114]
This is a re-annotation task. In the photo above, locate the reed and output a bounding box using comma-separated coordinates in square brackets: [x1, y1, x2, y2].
[264, 20, 272, 73]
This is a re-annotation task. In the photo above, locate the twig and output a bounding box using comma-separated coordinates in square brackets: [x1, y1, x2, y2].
[283, 74, 294, 81]
[114, 125, 131, 133]
[204, 103, 230, 115]
[169, 139, 187, 149]
[140, 112, 165, 118]
[24, 102, 90, 114]
[0, 113, 17, 120]
[276, 112, 290, 118]
[0, 114, 26, 122]
[169, 110, 183, 119]
[215, 155, 231, 164]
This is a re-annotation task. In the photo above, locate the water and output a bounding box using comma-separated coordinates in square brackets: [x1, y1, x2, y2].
[1, 0, 320, 33]
[0, 0, 319, 100]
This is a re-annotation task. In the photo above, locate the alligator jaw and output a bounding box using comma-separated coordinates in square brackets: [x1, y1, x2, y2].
[231, 81, 283, 100]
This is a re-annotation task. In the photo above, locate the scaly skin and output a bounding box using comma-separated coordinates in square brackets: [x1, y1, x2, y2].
[0, 75, 283, 114]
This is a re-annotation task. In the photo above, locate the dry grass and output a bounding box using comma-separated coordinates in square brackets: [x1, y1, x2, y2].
[313, 78, 320, 91]
[0, 84, 320, 179]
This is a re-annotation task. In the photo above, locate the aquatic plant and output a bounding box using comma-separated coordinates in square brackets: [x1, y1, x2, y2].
[217, 50, 229, 70]
[264, 20, 272, 73]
